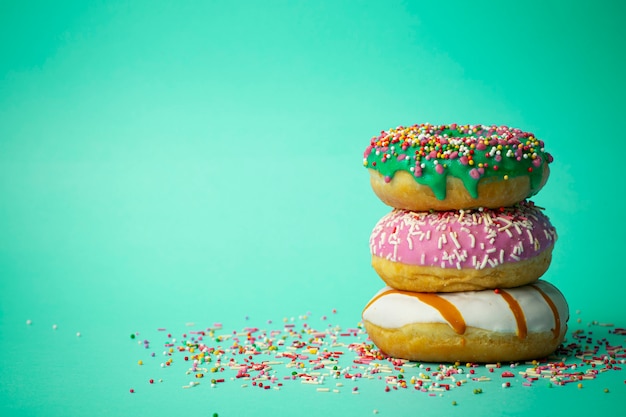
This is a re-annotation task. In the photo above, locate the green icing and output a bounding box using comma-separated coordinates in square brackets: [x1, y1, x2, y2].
[363, 124, 552, 200]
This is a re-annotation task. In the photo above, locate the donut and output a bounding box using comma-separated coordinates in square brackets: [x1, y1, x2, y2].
[363, 123, 553, 211]
[369, 201, 556, 292]
[362, 280, 569, 363]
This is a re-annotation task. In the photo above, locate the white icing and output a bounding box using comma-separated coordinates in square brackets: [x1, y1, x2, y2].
[362, 280, 568, 335]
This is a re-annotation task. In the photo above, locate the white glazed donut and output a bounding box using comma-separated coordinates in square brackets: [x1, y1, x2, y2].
[362, 280, 569, 363]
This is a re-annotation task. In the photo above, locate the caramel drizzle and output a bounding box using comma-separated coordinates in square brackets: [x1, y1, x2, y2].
[531, 284, 561, 339]
[363, 289, 466, 334]
[415, 293, 467, 334]
[498, 289, 528, 339]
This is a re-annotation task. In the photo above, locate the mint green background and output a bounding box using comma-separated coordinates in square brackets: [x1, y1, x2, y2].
[1, 1, 624, 416]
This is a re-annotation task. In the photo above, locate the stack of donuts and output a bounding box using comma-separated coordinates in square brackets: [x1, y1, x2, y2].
[361, 123, 569, 363]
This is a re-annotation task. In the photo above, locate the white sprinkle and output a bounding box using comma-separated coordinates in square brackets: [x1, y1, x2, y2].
[497, 218, 513, 231]
[479, 254, 489, 269]
[544, 229, 552, 240]
[26, 320, 32, 325]
[52, 324, 58, 330]
[449, 232, 461, 249]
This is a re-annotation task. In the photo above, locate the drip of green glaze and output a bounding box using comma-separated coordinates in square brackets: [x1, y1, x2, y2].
[364, 124, 552, 200]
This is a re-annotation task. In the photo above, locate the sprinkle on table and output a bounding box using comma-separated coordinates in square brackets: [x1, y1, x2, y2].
[127, 310, 624, 397]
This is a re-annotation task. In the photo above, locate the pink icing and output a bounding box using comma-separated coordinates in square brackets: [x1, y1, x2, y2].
[369, 202, 557, 270]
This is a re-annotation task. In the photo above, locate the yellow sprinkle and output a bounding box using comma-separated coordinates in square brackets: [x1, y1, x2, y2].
[138, 360, 143, 366]
[504, 175, 509, 180]
[577, 383, 583, 389]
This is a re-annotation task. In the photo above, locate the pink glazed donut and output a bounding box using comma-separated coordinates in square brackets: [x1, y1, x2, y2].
[369, 201, 556, 292]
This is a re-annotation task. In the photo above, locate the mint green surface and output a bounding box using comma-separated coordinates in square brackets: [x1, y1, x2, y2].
[1, 1, 624, 416]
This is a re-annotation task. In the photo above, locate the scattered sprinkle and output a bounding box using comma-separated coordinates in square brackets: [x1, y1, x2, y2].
[125, 310, 624, 399]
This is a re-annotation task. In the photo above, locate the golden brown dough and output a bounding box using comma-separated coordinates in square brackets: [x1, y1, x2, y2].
[363, 321, 566, 363]
[369, 163, 549, 211]
[371, 247, 553, 293]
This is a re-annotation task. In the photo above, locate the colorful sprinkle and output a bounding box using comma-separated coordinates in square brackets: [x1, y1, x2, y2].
[364, 123, 552, 200]
[126, 311, 623, 398]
